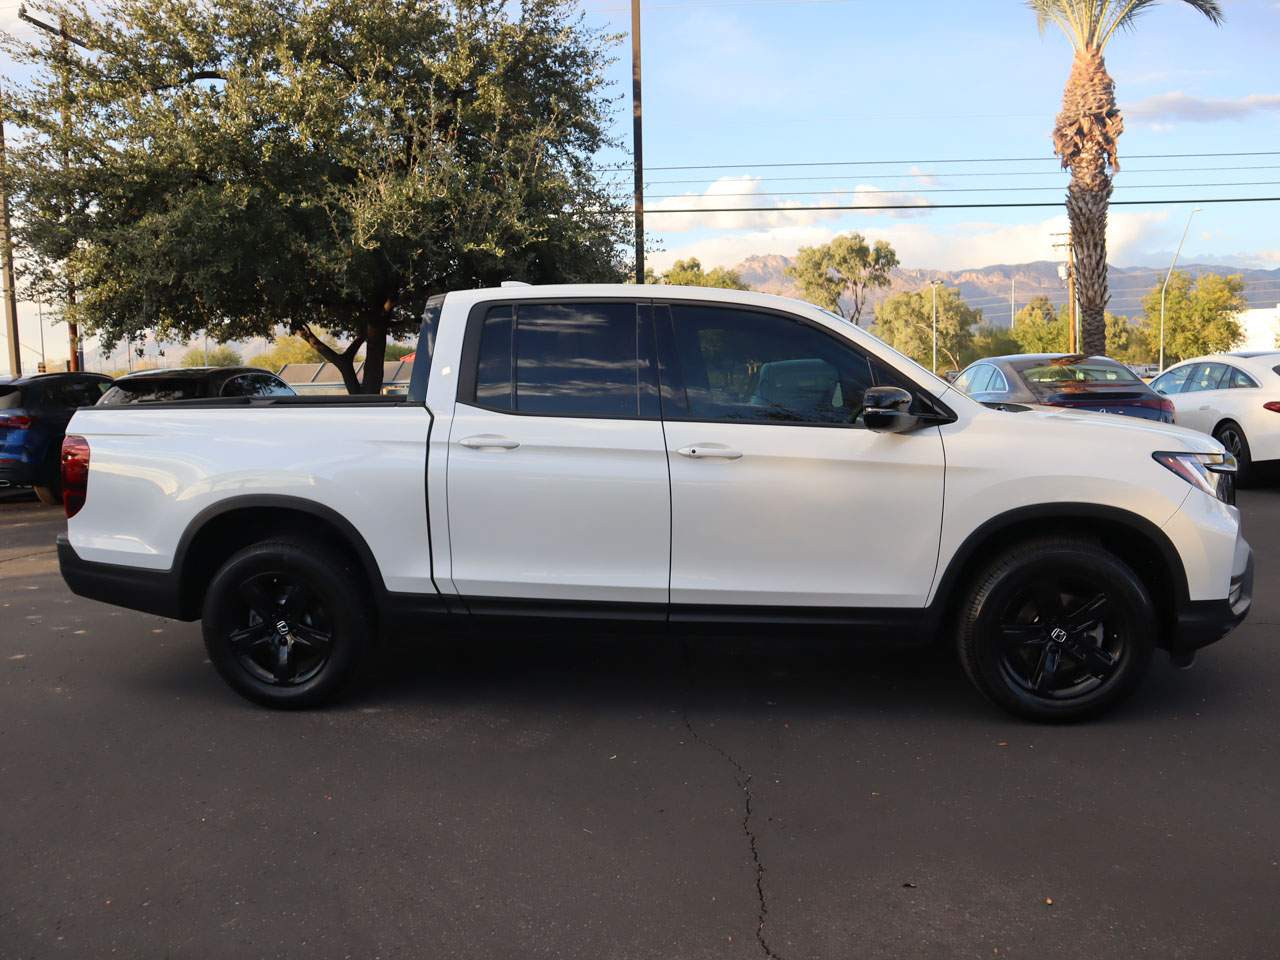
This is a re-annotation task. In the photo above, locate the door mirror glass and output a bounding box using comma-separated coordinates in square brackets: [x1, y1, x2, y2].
[862, 385, 920, 433]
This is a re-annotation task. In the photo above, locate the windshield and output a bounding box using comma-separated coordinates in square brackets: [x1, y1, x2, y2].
[98, 379, 203, 405]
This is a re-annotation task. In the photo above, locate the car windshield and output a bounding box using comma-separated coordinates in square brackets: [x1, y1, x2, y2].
[98, 379, 202, 404]
[1018, 360, 1140, 386]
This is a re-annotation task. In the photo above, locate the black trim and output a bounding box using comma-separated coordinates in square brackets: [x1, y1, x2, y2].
[1172, 537, 1253, 653]
[84, 394, 408, 411]
[407, 295, 444, 405]
[58, 535, 186, 620]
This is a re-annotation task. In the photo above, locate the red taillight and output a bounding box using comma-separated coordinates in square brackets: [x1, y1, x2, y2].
[1160, 397, 1176, 417]
[1264, 402, 1280, 414]
[0, 414, 32, 429]
[61, 435, 90, 519]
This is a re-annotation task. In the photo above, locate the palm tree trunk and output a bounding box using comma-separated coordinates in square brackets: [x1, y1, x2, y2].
[1054, 50, 1123, 357]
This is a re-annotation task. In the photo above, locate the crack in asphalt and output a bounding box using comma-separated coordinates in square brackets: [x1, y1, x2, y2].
[0, 548, 56, 565]
[680, 644, 784, 960]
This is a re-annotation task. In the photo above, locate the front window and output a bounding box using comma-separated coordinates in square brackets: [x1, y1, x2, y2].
[1151, 366, 1191, 396]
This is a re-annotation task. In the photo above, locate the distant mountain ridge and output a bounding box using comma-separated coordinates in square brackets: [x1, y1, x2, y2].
[733, 256, 1280, 327]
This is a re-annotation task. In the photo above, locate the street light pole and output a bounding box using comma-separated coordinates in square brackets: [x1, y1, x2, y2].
[630, 0, 645, 286]
[1, 95, 21, 377]
[1159, 207, 1202, 372]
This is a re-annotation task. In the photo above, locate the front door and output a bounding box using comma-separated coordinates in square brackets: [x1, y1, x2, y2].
[445, 300, 671, 605]
[656, 303, 945, 609]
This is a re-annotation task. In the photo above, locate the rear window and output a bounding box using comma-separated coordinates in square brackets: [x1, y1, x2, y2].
[98, 379, 203, 405]
[1018, 360, 1140, 385]
[0, 385, 22, 410]
[39, 379, 111, 408]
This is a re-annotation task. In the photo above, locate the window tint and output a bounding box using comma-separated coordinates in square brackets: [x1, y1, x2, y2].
[1151, 366, 1191, 395]
[663, 305, 874, 425]
[1018, 360, 1139, 385]
[221, 372, 295, 397]
[1182, 362, 1228, 393]
[1227, 366, 1258, 389]
[38, 379, 108, 408]
[98, 379, 203, 405]
[471, 302, 647, 418]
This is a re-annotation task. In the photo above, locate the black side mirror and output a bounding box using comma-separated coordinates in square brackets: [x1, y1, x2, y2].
[862, 385, 921, 433]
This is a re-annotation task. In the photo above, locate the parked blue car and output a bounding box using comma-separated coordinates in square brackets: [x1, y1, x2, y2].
[0, 373, 113, 504]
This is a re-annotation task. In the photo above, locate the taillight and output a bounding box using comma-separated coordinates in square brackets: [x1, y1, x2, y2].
[1264, 402, 1280, 413]
[1160, 397, 1176, 420]
[61, 435, 90, 519]
[0, 414, 32, 429]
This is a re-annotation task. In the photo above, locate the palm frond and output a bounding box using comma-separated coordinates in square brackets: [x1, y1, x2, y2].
[1025, 0, 1089, 47]
[1107, 0, 1224, 43]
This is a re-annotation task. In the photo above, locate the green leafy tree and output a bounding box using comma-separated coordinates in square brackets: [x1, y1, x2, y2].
[872, 287, 980, 373]
[4, 0, 627, 394]
[1011, 296, 1070, 353]
[1138, 271, 1245, 364]
[964, 324, 1022, 365]
[657, 258, 748, 290]
[788, 233, 898, 324]
[383, 343, 415, 361]
[1105, 312, 1155, 365]
[1026, 0, 1225, 355]
[248, 335, 326, 373]
[182, 344, 242, 367]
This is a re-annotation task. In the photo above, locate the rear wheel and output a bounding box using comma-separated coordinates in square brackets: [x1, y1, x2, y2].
[956, 538, 1155, 722]
[202, 538, 372, 708]
[1213, 421, 1253, 486]
[33, 484, 61, 506]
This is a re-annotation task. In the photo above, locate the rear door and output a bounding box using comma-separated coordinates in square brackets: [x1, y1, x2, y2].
[445, 300, 671, 605]
[656, 302, 945, 609]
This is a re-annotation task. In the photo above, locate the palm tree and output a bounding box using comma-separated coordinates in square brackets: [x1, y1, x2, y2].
[1028, 1, 1224, 355]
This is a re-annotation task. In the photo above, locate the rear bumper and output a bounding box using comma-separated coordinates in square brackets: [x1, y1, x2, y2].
[1170, 535, 1253, 654]
[57, 535, 189, 620]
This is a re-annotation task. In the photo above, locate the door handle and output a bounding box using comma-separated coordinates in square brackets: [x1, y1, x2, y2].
[677, 444, 742, 460]
[458, 435, 520, 450]
[1198, 405, 1210, 411]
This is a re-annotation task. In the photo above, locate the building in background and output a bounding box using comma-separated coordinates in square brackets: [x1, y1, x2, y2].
[1237, 304, 1280, 352]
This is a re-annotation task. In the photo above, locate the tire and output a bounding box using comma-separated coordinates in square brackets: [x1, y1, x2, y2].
[33, 484, 61, 507]
[202, 538, 372, 708]
[956, 537, 1155, 723]
[1213, 421, 1253, 487]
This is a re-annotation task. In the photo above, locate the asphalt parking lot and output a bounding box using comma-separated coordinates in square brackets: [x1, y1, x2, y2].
[2, 489, 1279, 960]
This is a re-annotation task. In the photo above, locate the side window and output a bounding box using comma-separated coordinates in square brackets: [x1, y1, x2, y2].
[1227, 366, 1259, 389]
[952, 368, 975, 393]
[470, 301, 650, 418]
[222, 373, 294, 397]
[988, 367, 1011, 394]
[662, 305, 875, 426]
[1152, 366, 1191, 396]
[1183, 362, 1227, 393]
[967, 365, 995, 394]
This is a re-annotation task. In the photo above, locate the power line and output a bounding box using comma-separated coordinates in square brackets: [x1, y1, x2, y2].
[634, 164, 1280, 187]
[597, 150, 1280, 173]
[648, 180, 1280, 200]
[636, 195, 1280, 215]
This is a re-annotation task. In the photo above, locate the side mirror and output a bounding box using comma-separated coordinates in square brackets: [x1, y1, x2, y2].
[862, 385, 921, 433]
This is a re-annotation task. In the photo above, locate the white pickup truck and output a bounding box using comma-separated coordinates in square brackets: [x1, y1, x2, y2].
[57, 285, 1253, 721]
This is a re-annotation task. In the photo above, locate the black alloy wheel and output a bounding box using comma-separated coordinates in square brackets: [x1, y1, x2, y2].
[957, 537, 1155, 722]
[1214, 421, 1253, 486]
[203, 538, 371, 708]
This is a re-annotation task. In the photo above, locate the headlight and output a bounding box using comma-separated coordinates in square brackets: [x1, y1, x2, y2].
[1153, 451, 1237, 505]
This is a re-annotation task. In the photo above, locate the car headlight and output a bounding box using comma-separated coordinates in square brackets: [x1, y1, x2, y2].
[1152, 451, 1237, 505]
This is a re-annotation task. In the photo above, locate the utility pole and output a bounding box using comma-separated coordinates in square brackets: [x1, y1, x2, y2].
[930, 280, 942, 373]
[1010, 277, 1015, 329]
[1, 92, 21, 377]
[19, 6, 88, 371]
[1052, 232, 1076, 353]
[630, 0, 645, 285]
[1160, 207, 1202, 373]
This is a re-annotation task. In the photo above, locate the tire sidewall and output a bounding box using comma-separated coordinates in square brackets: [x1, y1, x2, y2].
[962, 544, 1155, 722]
[1214, 421, 1252, 485]
[202, 541, 370, 708]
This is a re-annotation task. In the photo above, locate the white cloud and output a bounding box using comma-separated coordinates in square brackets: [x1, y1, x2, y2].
[908, 165, 940, 188]
[649, 210, 1172, 273]
[1125, 91, 1280, 123]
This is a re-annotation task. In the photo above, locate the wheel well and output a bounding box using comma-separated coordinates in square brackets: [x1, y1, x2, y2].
[177, 506, 382, 619]
[1210, 418, 1240, 439]
[937, 514, 1182, 645]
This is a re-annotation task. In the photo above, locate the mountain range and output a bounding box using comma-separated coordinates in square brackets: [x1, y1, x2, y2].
[732, 256, 1280, 328]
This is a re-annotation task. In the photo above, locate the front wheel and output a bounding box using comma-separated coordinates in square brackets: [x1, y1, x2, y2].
[202, 538, 372, 708]
[1214, 421, 1253, 486]
[956, 538, 1155, 722]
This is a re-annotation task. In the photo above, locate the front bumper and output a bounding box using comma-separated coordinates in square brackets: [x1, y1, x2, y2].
[1170, 535, 1253, 654]
[57, 535, 188, 620]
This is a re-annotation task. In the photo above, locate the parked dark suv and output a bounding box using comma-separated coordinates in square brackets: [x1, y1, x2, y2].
[97, 366, 295, 404]
[0, 373, 113, 503]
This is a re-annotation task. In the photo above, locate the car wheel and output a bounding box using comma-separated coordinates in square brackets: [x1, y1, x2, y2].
[1213, 421, 1253, 486]
[956, 537, 1155, 722]
[33, 484, 61, 506]
[202, 538, 372, 708]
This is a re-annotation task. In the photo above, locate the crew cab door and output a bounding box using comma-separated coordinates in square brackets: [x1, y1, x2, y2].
[656, 303, 945, 609]
[445, 300, 671, 604]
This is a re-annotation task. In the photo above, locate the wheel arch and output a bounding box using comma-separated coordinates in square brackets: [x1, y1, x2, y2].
[931, 503, 1189, 647]
[173, 495, 386, 620]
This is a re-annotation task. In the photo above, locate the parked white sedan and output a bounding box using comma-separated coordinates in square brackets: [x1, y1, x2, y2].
[1151, 351, 1280, 482]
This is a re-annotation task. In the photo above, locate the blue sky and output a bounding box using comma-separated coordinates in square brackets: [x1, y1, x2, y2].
[578, 0, 1280, 276]
[2, 0, 1278, 364]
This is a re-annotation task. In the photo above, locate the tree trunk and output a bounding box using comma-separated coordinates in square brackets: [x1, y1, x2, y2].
[361, 316, 388, 394]
[1053, 49, 1123, 357]
[296, 323, 364, 394]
